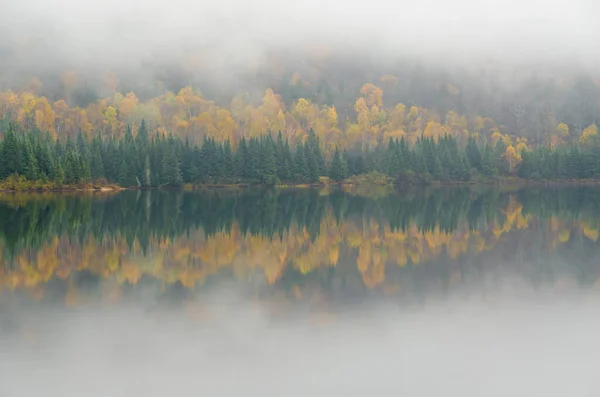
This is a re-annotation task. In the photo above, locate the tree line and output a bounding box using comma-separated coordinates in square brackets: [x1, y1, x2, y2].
[3, 119, 600, 188]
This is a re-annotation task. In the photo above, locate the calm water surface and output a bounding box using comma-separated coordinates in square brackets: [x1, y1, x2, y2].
[1, 187, 600, 396]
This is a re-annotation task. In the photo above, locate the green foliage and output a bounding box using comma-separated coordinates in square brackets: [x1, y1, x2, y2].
[6, 116, 600, 191]
[329, 146, 348, 181]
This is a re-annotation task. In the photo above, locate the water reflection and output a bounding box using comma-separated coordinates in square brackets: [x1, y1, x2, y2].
[4, 188, 600, 397]
[1, 187, 600, 304]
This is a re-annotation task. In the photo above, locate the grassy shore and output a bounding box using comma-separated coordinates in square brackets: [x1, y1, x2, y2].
[0, 174, 122, 192]
[4, 171, 600, 193]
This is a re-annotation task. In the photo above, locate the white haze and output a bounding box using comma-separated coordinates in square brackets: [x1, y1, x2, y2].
[1, 0, 599, 81]
[2, 284, 600, 396]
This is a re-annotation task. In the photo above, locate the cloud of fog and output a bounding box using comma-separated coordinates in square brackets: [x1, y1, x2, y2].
[1, 0, 598, 89]
[1, 285, 600, 397]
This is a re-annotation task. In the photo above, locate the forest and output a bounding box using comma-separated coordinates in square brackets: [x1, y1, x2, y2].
[1, 65, 600, 188]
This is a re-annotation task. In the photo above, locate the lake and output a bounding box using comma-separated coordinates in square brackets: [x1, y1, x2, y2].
[1, 187, 600, 396]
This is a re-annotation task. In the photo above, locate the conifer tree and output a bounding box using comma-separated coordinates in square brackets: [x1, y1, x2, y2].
[0, 124, 20, 178]
[329, 146, 348, 181]
[466, 134, 482, 170]
[294, 142, 308, 181]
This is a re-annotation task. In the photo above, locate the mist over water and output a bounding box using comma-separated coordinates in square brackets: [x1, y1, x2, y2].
[2, 188, 600, 395]
[2, 287, 600, 396]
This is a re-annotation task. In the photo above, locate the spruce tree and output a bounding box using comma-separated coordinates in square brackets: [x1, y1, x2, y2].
[466, 134, 482, 170]
[161, 144, 182, 186]
[481, 144, 497, 177]
[21, 139, 39, 180]
[222, 139, 235, 179]
[0, 124, 20, 178]
[304, 141, 319, 183]
[55, 163, 65, 184]
[306, 128, 325, 176]
[235, 137, 249, 180]
[143, 154, 152, 187]
[260, 136, 278, 185]
[90, 135, 105, 181]
[329, 146, 348, 181]
[294, 142, 308, 181]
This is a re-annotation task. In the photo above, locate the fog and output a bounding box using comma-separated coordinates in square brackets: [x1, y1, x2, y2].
[1, 0, 599, 91]
[2, 284, 600, 396]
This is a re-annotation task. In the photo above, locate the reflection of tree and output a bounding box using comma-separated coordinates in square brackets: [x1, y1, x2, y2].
[2, 188, 600, 300]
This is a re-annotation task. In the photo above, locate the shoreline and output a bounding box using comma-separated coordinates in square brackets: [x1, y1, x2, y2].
[3, 177, 600, 193]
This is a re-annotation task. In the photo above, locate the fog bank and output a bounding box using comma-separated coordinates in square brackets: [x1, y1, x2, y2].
[1, 288, 600, 396]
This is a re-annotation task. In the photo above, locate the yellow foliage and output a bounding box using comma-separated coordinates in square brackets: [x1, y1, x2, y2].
[582, 224, 599, 241]
[328, 248, 339, 265]
[557, 123, 570, 137]
[516, 142, 528, 154]
[359, 83, 383, 108]
[502, 145, 522, 172]
[558, 229, 570, 243]
[579, 123, 599, 146]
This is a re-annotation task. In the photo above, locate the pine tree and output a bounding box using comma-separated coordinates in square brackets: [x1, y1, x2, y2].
[34, 138, 53, 179]
[235, 137, 249, 180]
[222, 139, 235, 179]
[329, 146, 348, 181]
[481, 144, 497, 177]
[294, 142, 308, 181]
[90, 135, 105, 181]
[279, 139, 294, 182]
[399, 137, 410, 172]
[260, 135, 278, 185]
[76, 129, 89, 162]
[304, 141, 319, 183]
[466, 134, 482, 171]
[64, 150, 81, 184]
[306, 128, 325, 176]
[21, 138, 39, 180]
[0, 124, 20, 178]
[143, 154, 152, 187]
[136, 119, 149, 148]
[55, 163, 65, 184]
[161, 144, 182, 186]
[117, 156, 137, 187]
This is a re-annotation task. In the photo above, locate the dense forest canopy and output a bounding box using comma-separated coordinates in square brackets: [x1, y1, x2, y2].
[0, 58, 599, 148]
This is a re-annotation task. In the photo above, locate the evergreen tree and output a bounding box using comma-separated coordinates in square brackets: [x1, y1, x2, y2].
[304, 141, 319, 182]
[329, 146, 348, 181]
[21, 138, 39, 180]
[0, 124, 20, 178]
[294, 142, 308, 181]
[481, 144, 497, 177]
[235, 137, 250, 180]
[35, 138, 53, 179]
[55, 163, 65, 184]
[260, 135, 278, 185]
[117, 155, 137, 187]
[306, 128, 326, 176]
[466, 134, 482, 170]
[76, 130, 89, 162]
[143, 154, 152, 187]
[279, 139, 294, 182]
[64, 150, 81, 184]
[90, 134, 105, 181]
[161, 144, 182, 186]
[222, 139, 235, 179]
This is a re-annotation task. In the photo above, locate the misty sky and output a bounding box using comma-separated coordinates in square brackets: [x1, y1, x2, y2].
[1, 0, 599, 77]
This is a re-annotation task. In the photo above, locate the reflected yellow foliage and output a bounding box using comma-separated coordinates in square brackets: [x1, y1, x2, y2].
[3, 194, 600, 300]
